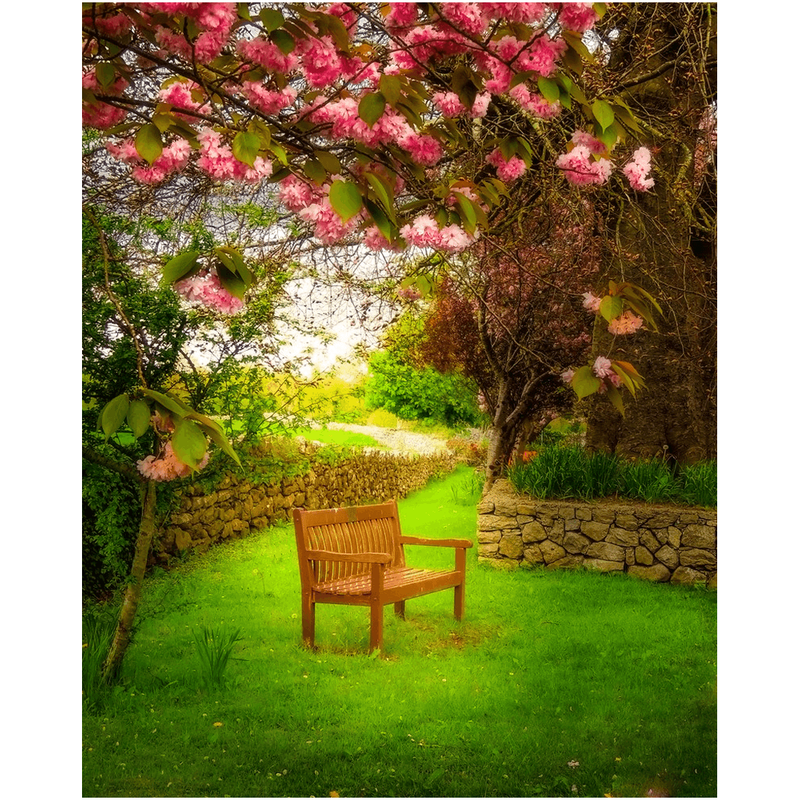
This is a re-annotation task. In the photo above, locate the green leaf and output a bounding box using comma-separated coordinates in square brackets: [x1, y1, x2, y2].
[303, 158, 327, 185]
[101, 394, 130, 440]
[329, 181, 363, 223]
[606, 385, 625, 416]
[379, 74, 402, 106]
[95, 62, 116, 88]
[359, 92, 386, 127]
[363, 198, 395, 243]
[537, 77, 561, 104]
[217, 264, 247, 300]
[591, 99, 615, 131]
[270, 29, 296, 54]
[204, 423, 241, 467]
[127, 399, 151, 439]
[571, 366, 601, 400]
[172, 418, 208, 470]
[314, 149, 341, 174]
[259, 7, 285, 32]
[232, 131, 261, 167]
[365, 172, 395, 217]
[135, 123, 163, 165]
[453, 192, 477, 235]
[162, 251, 199, 284]
[599, 295, 624, 323]
[610, 364, 637, 397]
[140, 388, 190, 418]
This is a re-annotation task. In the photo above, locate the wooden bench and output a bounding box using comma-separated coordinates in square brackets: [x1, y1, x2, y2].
[293, 500, 473, 652]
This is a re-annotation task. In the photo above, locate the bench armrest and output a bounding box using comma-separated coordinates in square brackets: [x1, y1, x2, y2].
[399, 536, 474, 549]
[305, 549, 392, 564]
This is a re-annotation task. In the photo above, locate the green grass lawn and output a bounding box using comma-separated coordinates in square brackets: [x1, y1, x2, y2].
[83, 465, 716, 798]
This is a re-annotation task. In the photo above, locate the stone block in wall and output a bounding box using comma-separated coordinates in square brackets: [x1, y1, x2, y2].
[628, 563, 671, 582]
[667, 526, 682, 549]
[678, 512, 699, 525]
[654, 545, 679, 570]
[251, 516, 269, 530]
[563, 531, 591, 555]
[523, 544, 545, 565]
[615, 512, 639, 530]
[499, 533, 524, 559]
[549, 519, 566, 544]
[580, 521, 610, 541]
[477, 529, 502, 544]
[565, 517, 581, 532]
[625, 547, 635, 566]
[639, 529, 661, 553]
[516, 502, 538, 516]
[646, 511, 679, 528]
[521, 520, 547, 542]
[539, 540, 566, 564]
[592, 508, 617, 525]
[585, 541, 625, 562]
[680, 548, 716, 568]
[548, 554, 584, 570]
[476, 498, 495, 515]
[681, 524, 716, 550]
[635, 546, 654, 565]
[584, 557, 624, 572]
[477, 543, 500, 558]
[478, 514, 519, 531]
[606, 527, 639, 548]
[671, 566, 709, 585]
[576, 507, 592, 521]
[492, 494, 519, 517]
[175, 528, 192, 551]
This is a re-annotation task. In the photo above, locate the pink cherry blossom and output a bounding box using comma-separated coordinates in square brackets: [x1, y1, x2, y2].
[385, 2, 418, 29]
[593, 356, 615, 380]
[561, 368, 575, 384]
[241, 82, 297, 115]
[481, 3, 549, 24]
[400, 215, 476, 253]
[196, 128, 272, 183]
[558, 3, 600, 33]
[556, 145, 612, 186]
[174, 270, 244, 314]
[364, 226, 402, 252]
[297, 193, 362, 244]
[398, 132, 443, 166]
[571, 129, 608, 154]
[236, 36, 299, 73]
[136, 440, 210, 482]
[486, 149, 527, 182]
[623, 146, 655, 191]
[608, 310, 644, 335]
[509, 84, 561, 119]
[581, 292, 602, 312]
[277, 174, 319, 212]
[439, 2, 488, 37]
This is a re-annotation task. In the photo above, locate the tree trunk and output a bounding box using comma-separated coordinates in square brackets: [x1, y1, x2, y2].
[585, 153, 716, 463]
[102, 479, 157, 682]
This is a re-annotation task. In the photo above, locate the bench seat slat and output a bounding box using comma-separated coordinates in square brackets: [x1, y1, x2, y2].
[314, 566, 458, 596]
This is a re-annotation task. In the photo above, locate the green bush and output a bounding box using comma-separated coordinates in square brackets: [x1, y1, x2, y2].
[364, 350, 483, 427]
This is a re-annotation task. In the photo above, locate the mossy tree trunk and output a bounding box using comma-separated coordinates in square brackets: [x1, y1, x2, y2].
[101, 479, 158, 683]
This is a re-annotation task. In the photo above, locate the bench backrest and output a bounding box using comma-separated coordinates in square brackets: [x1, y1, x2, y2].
[293, 501, 406, 589]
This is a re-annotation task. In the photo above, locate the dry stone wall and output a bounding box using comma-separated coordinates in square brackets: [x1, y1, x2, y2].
[477, 479, 716, 588]
[154, 449, 461, 562]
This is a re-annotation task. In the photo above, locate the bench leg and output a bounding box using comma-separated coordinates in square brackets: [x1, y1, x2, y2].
[394, 601, 406, 619]
[454, 548, 466, 621]
[369, 600, 384, 653]
[301, 592, 315, 648]
[454, 582, 465, 621]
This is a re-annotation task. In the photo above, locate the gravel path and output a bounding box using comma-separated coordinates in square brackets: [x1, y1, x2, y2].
[325, 422, 451, 456]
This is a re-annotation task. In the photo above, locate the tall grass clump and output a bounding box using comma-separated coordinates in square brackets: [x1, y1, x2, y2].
[507, 444, 716, 507]
[82, 603, 118, 710]
[192, 625, 243, 689]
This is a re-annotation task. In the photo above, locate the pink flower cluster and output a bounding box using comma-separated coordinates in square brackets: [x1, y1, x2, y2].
[174, 271, 244, 314]
[82, 68, 130, 129]
[236, 37, 298, 73]
[581, 292, 602, 312]
[241, 83, 297, 115]
[297, 194, 362, 245]
[593, 356, 622, 386]
[146, 2, 237, 64]
[105, 137, 192, 184]
[556, 146, 612, 186]
[159, 80, 210, 120]
[486, 149, 528, 182]
[196, 128, 273, 183]
[509, 84, 561, 119]
[137, 440, 209, 482]
[432, 91, 491, 118]
[622, 147, 655, 191]
[399, 214, 476, 253]
[608, 310, 644, 335]
[558, 3, 600, 33]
